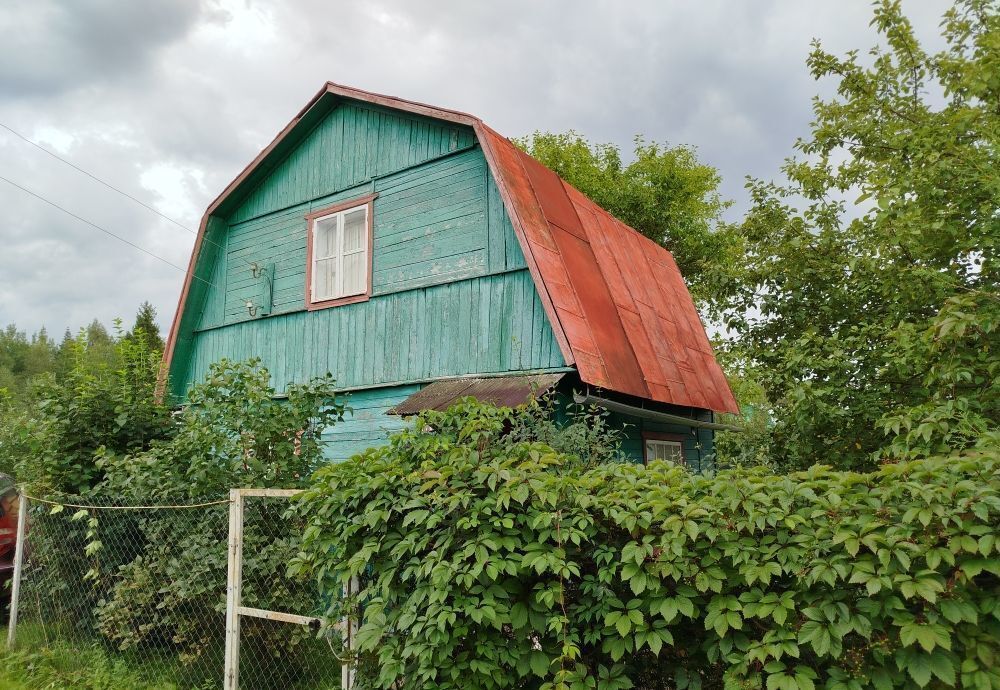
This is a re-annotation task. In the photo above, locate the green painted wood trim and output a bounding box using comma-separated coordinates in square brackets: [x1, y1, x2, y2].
[190, 263, 540, 336]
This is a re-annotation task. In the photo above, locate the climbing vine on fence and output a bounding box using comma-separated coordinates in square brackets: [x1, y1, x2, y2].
[293, 401, 1000, 690]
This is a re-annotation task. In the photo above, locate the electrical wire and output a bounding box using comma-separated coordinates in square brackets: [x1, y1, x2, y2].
[0, 174, 215, 288]
[0, 121, 258, 275]
[0, 121, 282, 298]
[0, 121, 195, 234]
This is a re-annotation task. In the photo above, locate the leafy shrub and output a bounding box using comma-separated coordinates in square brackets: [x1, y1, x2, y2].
[91, 359, 346, 666]
[294, 401, 1000, 690]
[22, 358, 347, 682]
[1, 324, 172, 494]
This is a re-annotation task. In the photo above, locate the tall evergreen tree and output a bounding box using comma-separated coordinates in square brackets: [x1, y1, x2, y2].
[126, 301, 165, 354]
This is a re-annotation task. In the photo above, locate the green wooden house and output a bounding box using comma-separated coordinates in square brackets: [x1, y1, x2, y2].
[163, 83, 739, 469]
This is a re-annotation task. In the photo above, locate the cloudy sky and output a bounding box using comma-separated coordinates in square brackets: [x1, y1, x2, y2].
[0, 0, 949, 337]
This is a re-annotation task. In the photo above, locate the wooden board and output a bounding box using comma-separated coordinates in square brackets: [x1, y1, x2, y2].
[182, 270, 566, 400]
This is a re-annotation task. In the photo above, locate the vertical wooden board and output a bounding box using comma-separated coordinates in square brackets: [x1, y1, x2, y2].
[417, 121, 429, 161]
[427, 286, 440, 376]
[377, 294, 390, 382]
[267, 318, 282, 390]
[352, 307, 365, 385]
[467, 279, 480, 371]
[456, 281, 471, 374]
[531, 276, 545, 368]
[181, 270, 568, 396]
[323, 311, 336, 378]
[474, 276, 490, 372]
[348, 106, 362, 185]
[509, 273, 526, 370]
[336, 309, 348, 383]
[361, 300, 374, 383]
[363, 110, 376, 181]
[405, 288, 419, 381]
[341, 308, 355, 387]
[289, 314, 305, 390]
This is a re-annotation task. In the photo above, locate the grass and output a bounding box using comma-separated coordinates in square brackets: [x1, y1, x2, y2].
[1, 622, 343, 689]
[0, 640, 182, 689]
[0, 623, 207, 690]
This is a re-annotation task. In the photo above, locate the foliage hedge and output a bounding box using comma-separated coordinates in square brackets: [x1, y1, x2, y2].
[294, 401, 1000, 690]
[16, 358, 347, 686]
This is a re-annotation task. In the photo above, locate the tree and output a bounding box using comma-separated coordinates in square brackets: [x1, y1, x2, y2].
[125, 301, 164, 354]
[0, 324, 57, 401]
[716, 0, 999, 471]
[516, 132, 743, 303]
[2, 327, 173, 493]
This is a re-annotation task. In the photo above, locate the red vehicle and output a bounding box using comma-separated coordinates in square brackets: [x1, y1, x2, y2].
[0, 475, 18, 611]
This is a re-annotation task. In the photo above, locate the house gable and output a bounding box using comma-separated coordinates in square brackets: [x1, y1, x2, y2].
[165, 82, 737, 417]
[167, 94, 563, 400]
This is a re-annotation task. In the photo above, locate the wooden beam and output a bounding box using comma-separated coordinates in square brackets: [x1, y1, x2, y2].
[236, 488, 303, 498]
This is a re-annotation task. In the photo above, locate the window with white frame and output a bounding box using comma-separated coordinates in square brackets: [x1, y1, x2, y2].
[310, 203, 369, 303]
[644, 438, 684, 464]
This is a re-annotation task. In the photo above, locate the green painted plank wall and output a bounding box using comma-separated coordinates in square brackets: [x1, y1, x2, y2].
[198, 145, 526, 331]
[175, 99, 543, 402]
[321, 385, 419, 461]
[228, 102, 474, 225]
[183, 269, 566, 396]
[615, 411, 716, 471]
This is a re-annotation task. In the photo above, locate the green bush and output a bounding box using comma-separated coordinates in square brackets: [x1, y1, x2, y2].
[93, 359, 347, 667]
[20, 358, 347, 684]
[294, 401, 1000, 690]
[0, 323, 172, 493]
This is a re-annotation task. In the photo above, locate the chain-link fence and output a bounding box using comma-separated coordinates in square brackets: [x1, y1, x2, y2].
[7, 491, 346, 689]
[227, 489, 349, 690]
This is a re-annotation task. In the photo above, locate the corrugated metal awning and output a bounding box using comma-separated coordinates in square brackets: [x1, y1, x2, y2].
[387, 373, 564, 415]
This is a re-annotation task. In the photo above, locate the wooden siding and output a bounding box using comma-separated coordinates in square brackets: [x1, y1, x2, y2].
[195, 145, 526, 332]
[616, 411, 715, 471]
[321, 385, 419, 461]
[228, 102, 475, 225]
[171, 99, 549, 403]
[182, 269, 566, 395]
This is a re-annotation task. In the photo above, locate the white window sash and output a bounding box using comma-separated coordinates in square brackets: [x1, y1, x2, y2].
[310, 204, 368, 302]
[645, 439, 684, 463]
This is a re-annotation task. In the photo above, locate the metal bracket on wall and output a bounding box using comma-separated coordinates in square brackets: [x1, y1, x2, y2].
[258, 263, 274, 317]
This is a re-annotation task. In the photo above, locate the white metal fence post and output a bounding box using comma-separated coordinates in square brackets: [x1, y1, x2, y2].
[341, 575, 359, 689]
[223, 489, 244, 690]
[6, 489, 28, 649]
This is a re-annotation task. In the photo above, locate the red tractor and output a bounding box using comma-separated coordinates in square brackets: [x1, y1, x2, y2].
[0, 475, 19, 612]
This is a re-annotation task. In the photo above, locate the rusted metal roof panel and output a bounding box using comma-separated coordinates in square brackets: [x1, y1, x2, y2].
[477, 128, 739, 415]
[387, 373, 565, 415]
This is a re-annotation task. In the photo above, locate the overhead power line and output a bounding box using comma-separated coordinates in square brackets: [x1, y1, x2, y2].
[0, 120, 259, 277]
[0, 121, 196, 235]
[0, 174, 214, 288]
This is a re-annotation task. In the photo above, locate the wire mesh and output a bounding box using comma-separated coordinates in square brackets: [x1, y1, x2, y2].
[10, 493, 343, 689]
[236, 493, 344, 689]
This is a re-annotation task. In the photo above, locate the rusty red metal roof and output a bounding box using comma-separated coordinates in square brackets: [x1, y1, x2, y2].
[388, 374, 564, 415]
[164, 82, 739, 415]
[478, 126, 739, 415]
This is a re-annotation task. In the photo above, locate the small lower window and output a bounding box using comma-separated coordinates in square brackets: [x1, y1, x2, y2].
[643, 434, 685, 464]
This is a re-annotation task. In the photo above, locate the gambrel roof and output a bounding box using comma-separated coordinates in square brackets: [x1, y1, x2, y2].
[164, 82, 739, 415]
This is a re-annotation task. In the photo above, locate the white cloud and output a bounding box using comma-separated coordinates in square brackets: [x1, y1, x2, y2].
[0, 0, 951, 335]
